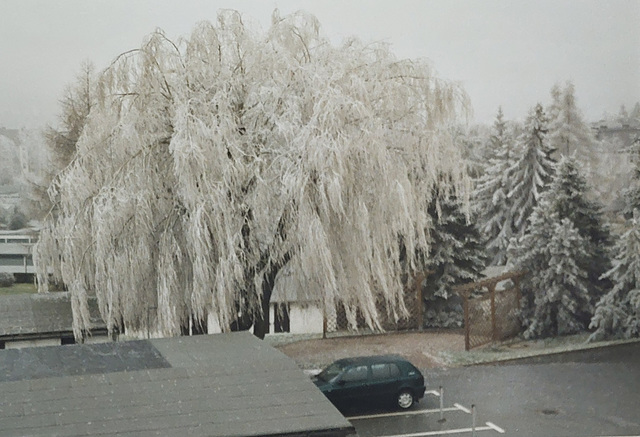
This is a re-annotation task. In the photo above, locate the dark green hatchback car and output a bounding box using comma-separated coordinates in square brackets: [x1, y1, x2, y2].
[312, 355, 426, 410]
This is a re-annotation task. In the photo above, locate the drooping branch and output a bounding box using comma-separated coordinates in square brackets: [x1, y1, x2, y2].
[36, 10, 471, 339]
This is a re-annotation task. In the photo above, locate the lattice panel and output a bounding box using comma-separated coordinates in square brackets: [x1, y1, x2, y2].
[325, 289, 421, 334]
[465, 287, 521, 350]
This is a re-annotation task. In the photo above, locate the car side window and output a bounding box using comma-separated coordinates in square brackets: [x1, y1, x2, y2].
[389, 363, 401, 377]
[371, 363, 391, 379]
[342, 365, 368, 382]
[371, 363, 401, 379]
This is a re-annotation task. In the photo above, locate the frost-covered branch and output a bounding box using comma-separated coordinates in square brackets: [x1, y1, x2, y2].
[36, 10, 470, 339]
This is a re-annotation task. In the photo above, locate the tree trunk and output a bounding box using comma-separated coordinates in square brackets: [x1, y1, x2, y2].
[253, 263, 279, 339]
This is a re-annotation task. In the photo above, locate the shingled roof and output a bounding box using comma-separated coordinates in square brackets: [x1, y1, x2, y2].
[0, 292, 105, 339]
[0, 332, 355, 437]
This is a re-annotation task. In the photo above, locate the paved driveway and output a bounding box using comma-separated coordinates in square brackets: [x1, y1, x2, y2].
[346, 342, 640, 437]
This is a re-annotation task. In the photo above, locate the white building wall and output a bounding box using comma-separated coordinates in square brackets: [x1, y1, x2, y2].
[289, 304, 324, 335]
[207, 312, 222, 334]
[83, 334, 112, 344]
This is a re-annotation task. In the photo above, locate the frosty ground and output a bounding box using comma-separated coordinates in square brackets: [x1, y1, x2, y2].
[269, 329, 640, 370]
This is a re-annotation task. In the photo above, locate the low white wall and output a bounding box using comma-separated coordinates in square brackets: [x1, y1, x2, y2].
[5, 338, 60, 349]
[83, 334, 112, 344]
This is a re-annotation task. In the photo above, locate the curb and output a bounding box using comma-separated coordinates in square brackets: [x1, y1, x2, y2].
[450, 337, 640, 367]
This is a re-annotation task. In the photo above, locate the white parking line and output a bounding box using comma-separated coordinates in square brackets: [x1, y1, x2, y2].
[378, 424, 504, 437]
[347, 407, 462, 421]
[453, 403, 471, 414]
[486, 422, 505, 433]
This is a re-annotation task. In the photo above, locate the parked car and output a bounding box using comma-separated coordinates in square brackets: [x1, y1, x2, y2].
[312, 355, 426, 410]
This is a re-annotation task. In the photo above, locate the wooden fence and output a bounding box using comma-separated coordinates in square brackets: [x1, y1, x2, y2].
[453, 271, 526, 350]
[324, 272, 425, 335]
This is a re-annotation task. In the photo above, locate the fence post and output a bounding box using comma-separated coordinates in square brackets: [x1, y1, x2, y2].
[416, 272, 424, 331]
[322, 301, 327, 339]
[490, 284, 497, 343]
[471, 404, 477, 437]
[438, 386, 445, 423]
[463, 291, 470, 351]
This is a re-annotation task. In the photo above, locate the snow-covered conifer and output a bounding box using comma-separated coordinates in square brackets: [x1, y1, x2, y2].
[511, 155, 611, 338]
[507, 103, 556, 239]
[631, 103, 640, 122]
[623, 138, 640, 219]
[35, 10, 471, 339]
[473, 108, 518, 265]
[590, 213, 640, 340]
[548, 156, 612, 301]
[525, 218, 593, 338]
[547, 82, 598, 159]
[422, 191, 486, 327]
[510, 204, 593, 338]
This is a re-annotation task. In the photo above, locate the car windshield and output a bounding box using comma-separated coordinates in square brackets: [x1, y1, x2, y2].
[317, 362, 345, 382]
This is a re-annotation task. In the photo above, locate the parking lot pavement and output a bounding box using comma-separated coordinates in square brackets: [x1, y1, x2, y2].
[341, 342, 640, 437]
[345, 389, 506, 437]
[425, 342, 640, 437]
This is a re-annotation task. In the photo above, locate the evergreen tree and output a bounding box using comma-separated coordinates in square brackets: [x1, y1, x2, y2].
[474, 107, 518, 265]
[422, 193, 486, 327]
[507, 103, 556, 239]
[510, 207, 593, 338]
[510, 155, 610, 338]
[547, 156, 613, 302]
[590, 213, 640, 340]
[631, 102, 640, 122]
[546, 83, 563, 134]
[619, 104, 629, 122]
[529, 218, 593, 337]
[622, 138, 640, 218]
[547, 82, 598, 159]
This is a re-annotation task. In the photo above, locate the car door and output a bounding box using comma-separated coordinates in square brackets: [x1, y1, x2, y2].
[332, 364, 370, 405]
[369, 363, 401, 399]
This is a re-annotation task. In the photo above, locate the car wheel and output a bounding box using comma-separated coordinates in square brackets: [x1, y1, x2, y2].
[396, 389, 414, 409]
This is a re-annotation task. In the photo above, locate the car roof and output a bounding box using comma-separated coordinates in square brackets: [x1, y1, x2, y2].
[334, 355, 410, 367]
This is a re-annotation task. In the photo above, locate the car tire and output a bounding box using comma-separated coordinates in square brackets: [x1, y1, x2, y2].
[396, 389, 414, 409]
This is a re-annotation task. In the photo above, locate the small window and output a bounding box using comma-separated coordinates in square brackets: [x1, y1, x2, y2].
[342, 365, 368, 382]
[390, 363, 401, 377]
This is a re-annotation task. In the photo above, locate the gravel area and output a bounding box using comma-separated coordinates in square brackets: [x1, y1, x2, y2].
[272, 330, 640, 371]
[273, 330, 465, 370]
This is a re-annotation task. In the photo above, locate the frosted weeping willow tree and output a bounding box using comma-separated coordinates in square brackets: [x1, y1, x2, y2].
[35, 10, 470, 340]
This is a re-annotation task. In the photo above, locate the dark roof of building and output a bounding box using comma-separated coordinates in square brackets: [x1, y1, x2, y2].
[0, 292, 105, 338]
[0, 332, 355, 437]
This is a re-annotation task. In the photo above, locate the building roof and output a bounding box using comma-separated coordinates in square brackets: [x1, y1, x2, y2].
[0, 292, 105, 339]
[0, 332, 355, 437]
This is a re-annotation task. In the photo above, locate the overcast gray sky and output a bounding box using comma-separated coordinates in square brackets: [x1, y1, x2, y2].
[1, 0, 638, 129]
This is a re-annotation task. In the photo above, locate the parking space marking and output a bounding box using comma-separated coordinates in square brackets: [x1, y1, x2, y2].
[347, 407, 463, 421]
[486, 422, 505, 433]
[452, 403, 471, 414]
[379, 424, 505, 437]
[345, 400, 506, 436]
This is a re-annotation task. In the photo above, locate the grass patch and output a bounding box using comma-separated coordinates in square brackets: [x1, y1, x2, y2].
[0, 282, 38, 296]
